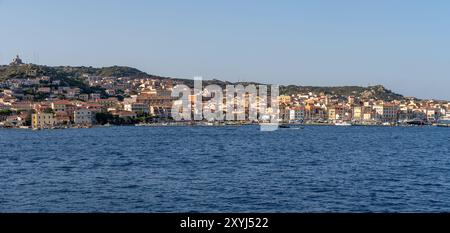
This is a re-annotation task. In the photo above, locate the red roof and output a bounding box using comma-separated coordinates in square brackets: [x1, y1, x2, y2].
[383, 103, 398, 107]
[114, 111, 136, 117]
[52, 100, 73, 105]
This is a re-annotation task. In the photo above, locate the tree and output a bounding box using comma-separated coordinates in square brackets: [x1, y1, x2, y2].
[0, 109, 12, 116]
[95, 112, 115, 125]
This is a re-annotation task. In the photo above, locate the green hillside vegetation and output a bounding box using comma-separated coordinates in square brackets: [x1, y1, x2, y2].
[280, 85, 404, 101]
[0, 64, 406, 101]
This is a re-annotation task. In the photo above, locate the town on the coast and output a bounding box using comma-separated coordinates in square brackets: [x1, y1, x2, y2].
[1, 55, 449, 130]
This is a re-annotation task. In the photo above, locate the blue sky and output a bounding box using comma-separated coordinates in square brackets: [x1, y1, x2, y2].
[0, 0, 449, 99]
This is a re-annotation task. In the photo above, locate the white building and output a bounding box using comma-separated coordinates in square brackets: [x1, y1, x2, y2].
[90, 93, 101, 101]
[289, 107, 306, 122]
[373, 103, 399, 122]
[124, 102, 149, 114]
[74, 108, 93, 125]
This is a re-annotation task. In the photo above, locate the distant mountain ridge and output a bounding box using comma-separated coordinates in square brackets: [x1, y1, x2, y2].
[0, 63, 406, 101]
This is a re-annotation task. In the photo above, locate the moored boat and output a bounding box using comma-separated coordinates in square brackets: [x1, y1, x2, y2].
[335, 122, 352, 126]
[279, 124, 291, 129]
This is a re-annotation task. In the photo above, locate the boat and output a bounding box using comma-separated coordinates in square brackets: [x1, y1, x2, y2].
[406, 119, 430, 126]
[135, 123, 150, 127]
[438, 117, 450, 125]
[260, 123, 280, 131]
[194, 122, 214, 126]
[335, 122, 352, 126]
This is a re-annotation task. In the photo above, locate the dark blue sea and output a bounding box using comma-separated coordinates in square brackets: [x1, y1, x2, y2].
[0, 126, 449, 212]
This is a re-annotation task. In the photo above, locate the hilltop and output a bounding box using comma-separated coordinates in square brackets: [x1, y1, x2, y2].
[0, 63, 406, 101]
[0, 64, 161, 81]
[280, 85, 405, 101]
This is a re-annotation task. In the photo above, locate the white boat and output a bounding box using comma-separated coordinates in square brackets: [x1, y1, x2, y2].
[260, 123, 280, 131]
[439, 117, 450, 125]
[135, 123, 150, 127]
[335, 122, 352, 126]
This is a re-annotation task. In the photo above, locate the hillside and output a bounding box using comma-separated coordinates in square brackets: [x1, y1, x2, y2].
[280, 85, 405, 101]
[0, 64, 161, 81]
[0, 64, 406, 101]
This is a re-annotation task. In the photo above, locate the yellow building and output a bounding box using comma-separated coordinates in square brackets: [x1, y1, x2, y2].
[32, 113, 56, 129]
[328, 108, 336, 120]
[353, 106, 362, 120]
[278, 95, 292, 105]
[362, 107, 374, 122]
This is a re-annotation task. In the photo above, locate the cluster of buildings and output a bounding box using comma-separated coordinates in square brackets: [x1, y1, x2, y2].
[0, 83, 177, 129]
[0, 56, 177, 129]
[1, 56, 449, 129]
[279, 93, 450, 125]
[85, 74, 175, 97]
[0, 89, 176, 129]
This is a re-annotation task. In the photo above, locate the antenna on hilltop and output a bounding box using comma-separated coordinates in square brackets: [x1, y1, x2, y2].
[33, 52, 40, 65]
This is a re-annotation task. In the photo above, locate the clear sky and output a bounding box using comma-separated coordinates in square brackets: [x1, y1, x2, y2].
[1, 0, 449, 100]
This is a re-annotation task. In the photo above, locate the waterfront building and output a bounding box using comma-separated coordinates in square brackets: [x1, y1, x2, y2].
[51, 100, 75, 119]
[412, 109, 427, 120]
[96, 97, 119, 109]
[398, 109, 415, 121]
[352, 106, 363, 122]
[112, 111, 137, 119]
[328, 107, 336, 121]
[279, 107, 290, 122]
[5, 115, 25, 127]
[124, 102, 150, 114]
[32, 112, 56, 129]
[55, 112, 71, 125]
[424, 108, 439, 122]
[290, 107, 306, 122]
[136, 92, 174, 118]
[305, 105, 326, 120]
[374, 103, 400, 122]
[32, 102, 51, 112]
[327, 105, 346, 121]
[363, 112, 372, 122]
[83, 102, 103, 113]
[74, 108, 93, 125]
[51, 100, 72, 113]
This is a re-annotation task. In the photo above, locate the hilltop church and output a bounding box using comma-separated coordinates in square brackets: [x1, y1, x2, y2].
[9, 55, 24, 66]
